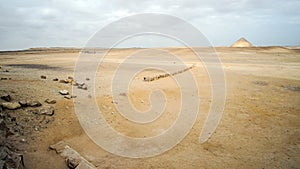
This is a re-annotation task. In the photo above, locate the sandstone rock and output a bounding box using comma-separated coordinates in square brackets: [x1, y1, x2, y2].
[53, 78, 59, 81]
[1, 94, 12, 102]
[59, 78, 73, 84]
[38, 106, 55, 116]
[78, 85, 87, 90]
[19, 100, 28, 107]
[74, 82, 84, 87]
[67, 157, 81, 169]
[64, 95, 77, 99]
[50, 141, 97, 169]
[59, 90, 69, 95]
[41, 75, 47, 79]
[30, 106, 54, 116]
[65, 79, 73, 84]
[45, 99, 56, 104]
[1, 102, 21, 110]
[27, 101, 42, 107]
[64, 95, 72, 99]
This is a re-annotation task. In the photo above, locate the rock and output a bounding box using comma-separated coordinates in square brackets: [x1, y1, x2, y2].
[27, 101, 42, 107]
[59, 90, 69, 95]
[1, 94, 12, 102]
[59, 78, 73, 84]
[0, 78, 8, 80]
[20, 138, 27, 143]
[19, 100, 28, 107]
[76, 162, 96, 169]
[86, 78, 90, 81]
[50, 141, 97, 169]
[0, 146, 25, 169]
[30, 106, 54, 116]
[74, 82, 84, 87]
[68, 76, 74, 80]
[49, 141, 67, 154]
[78, 85, 87, 90]
[67, 157, 81, 169]
[1, 102, 21, 110]
[64, 95, 72, 99]
[41, 75, 47, 79]
[45, 99, 56, 104]
[64, 95, 77, 99]
[38, 106, 55, 116]
[53, 78, 59, 81]
[59, 79, 66, 83]
[65, 79, 73, 84]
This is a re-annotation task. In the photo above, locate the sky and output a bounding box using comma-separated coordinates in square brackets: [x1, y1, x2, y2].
[0, 0, 299, 50]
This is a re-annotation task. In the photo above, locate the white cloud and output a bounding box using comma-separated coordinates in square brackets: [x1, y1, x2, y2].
[0, 0, 299, 50]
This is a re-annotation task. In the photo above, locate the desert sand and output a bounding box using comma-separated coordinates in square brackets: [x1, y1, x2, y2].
[0, 46, 299, 168]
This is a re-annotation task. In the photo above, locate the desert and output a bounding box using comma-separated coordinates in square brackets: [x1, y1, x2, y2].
[0, 45, 299, 168]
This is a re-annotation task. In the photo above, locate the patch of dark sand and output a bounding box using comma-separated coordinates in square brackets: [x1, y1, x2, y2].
[5, 64, 63, 70]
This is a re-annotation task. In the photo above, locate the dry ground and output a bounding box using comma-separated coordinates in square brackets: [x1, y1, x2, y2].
[0, 46, 299, 168]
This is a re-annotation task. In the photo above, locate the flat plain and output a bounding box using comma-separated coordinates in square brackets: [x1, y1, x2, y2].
[0, 46, 299, 168]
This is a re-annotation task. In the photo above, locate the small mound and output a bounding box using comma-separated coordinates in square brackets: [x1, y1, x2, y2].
[231, 37, 253, 47]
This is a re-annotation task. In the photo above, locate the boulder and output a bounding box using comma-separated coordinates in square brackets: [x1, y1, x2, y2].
[64, 95, 72, 99]
[78, 85, 87, 90]
[27, 101, 42, 107]
[19, 100, 28, 107]
[1, 94, 12, 102]
[1, 102, 21, 110]
[45, 99, 56, 104]
[38, 106, 55, 116]
[59, 90, 69, 95]
[50, 141, 96, 169]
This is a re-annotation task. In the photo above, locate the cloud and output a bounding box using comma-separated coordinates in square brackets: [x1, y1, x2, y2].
[0, 0, 299, 50]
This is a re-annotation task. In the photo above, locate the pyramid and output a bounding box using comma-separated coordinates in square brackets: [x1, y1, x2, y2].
[231, 37, 253, 47]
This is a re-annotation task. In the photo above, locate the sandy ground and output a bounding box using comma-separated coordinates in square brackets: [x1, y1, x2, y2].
[0, 47, 299, 168]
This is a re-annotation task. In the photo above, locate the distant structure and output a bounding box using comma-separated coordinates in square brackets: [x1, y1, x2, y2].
[231, 37, 253, 47]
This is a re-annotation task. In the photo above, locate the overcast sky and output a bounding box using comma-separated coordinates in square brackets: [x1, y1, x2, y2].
[0, 0, 299, 50]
